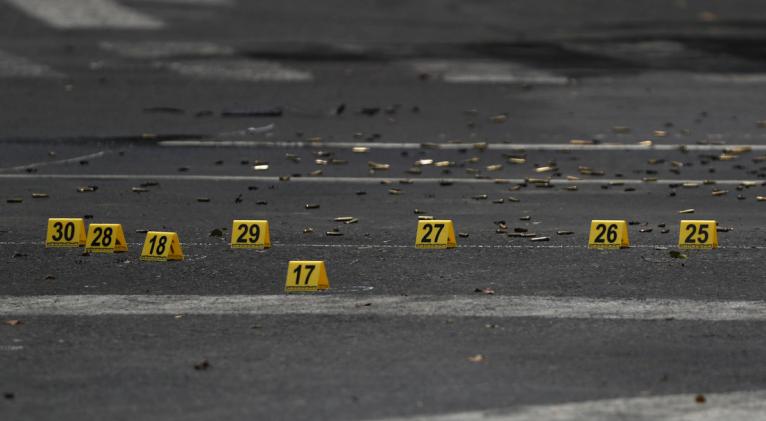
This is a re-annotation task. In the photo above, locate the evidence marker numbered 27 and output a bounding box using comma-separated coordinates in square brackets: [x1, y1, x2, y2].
[415, 220, 457, 249]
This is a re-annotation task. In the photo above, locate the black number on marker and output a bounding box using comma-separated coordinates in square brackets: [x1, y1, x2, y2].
[420, 223, 445, 243]
[149, 235, 167, 255]
[52, 222, 75, 242]
[594, 224, 618, 243]
[293, 264, 316, 285]
[684, 224, 709, 243]
[236, 223, 260, 243]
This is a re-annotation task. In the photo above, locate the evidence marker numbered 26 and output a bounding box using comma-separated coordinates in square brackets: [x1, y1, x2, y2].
[45, 218, 86, 248]
[415, 220, 457, 249]
[588, 220, 630, 249]
[230, 220, 271, 249]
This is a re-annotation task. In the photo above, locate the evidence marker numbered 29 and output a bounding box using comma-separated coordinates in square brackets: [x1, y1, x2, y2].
[230, 220, 271, 249]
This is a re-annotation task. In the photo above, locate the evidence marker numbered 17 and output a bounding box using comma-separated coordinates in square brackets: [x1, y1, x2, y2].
[284, 261, 329, 292]
[678, 220, 718, 249]
[45, 218, 86, 248]
[588, 220, 630, 249]
[140, 231, 184, 261]
[230, 220, 271, 249]
[85, 223, 128, 253]
[415, 219, 457, 249]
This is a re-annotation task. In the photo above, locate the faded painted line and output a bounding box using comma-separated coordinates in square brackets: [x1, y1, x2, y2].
[0, 241, 762, 250]
[369, 390, 766, 421]
[0, 151, 108, 172]
[410, 60, 569, 85]
[158, 60, 313, 82]
[694, 73, 766, 83]
[0, 50, 63, 78]
[0, 173, 762, 186]
[100, 41, 234, 59]
[6, 0, 164, 29]
[158, 139, 766, 152]
[3, 295, 766, 321]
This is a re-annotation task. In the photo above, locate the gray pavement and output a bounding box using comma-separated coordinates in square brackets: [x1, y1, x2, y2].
[3, 0, 766, 420]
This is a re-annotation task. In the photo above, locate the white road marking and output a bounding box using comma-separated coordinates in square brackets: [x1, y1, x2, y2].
[6, 0, 164, 29]
[159, 59, 313, 82]
[100, 41, 234, 59]
[410, 60, 569, 85]
[0, 173, 762, 186]
[0, 50, 63, 78]
[0, 241, 762, 250]
[3, 295, 766, 321]
[694, 73, 766, 83]
[0, 151, 108, 172]
[369, 390, 766, 421]
[158, 139, 766, 152]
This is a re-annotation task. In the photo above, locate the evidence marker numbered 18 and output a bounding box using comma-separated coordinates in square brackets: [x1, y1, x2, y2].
[678, 220, 718, 249]
[85, 223, 128, 253]
[140, 231, 184, 261]
[230, 220, 271, 249]
[588, 220, 630, 249]
[284, 261, 329, 292]
[415, 220, 457, 249]
[45, 218, 86, 248]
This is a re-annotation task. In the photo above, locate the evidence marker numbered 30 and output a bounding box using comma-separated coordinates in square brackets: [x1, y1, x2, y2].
[415, 220, 457, 249]
[140, 231, 184, 261]
[45, 218, 86, 248]
[588, 220, 630, 249]
[85, 223, 128, 253]
[230, 220, 271, 249]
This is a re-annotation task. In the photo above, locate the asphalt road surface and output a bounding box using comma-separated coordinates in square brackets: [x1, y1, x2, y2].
[3, 1, 766, 420]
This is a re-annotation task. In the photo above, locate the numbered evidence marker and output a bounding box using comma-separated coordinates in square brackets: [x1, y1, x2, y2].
[230, 220, 271, 249]
[588, 220, 630, 249]
[45, 218, 86, 247]
[415, 220, 457, 249]
[285, 261, 329, 292]
[678, 220, 718, 249]
[140, 231, 184, 261]
[85, 223, 128, 253]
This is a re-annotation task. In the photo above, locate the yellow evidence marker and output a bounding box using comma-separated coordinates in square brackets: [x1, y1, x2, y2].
[45, 218, 86, 247]
[85, 223, 128, 253]
[678, 220, 718, 249]
[415, 220, 457, 249]
[285, 261, 329, 292]
[230, 220, 271, 249]
[588, 220, 630, 249]
[140, 231, 184, 261]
